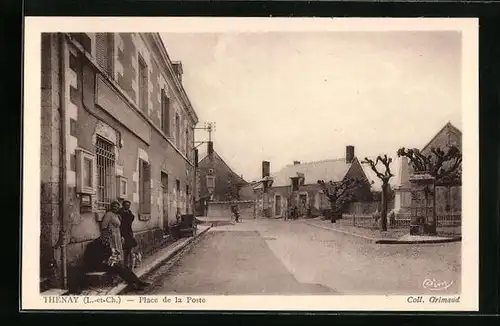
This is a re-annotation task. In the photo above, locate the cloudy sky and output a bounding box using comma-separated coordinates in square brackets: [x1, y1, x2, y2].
[161, 31, 462, 182]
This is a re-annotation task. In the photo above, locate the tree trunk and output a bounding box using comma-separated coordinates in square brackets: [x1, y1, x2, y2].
[330, 202, 337, 223]
[380, 182, 389, 231]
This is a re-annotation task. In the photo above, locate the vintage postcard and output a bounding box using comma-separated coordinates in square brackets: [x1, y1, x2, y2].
[22, 17, 478, 311]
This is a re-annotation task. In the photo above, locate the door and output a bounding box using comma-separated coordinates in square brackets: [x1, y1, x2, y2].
[299, 194, 307, 216]
[161, 172, 169, 233]
[275, 195, 282, 216]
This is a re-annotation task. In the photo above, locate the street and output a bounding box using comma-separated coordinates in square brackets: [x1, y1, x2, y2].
[131, 219, 461, 295]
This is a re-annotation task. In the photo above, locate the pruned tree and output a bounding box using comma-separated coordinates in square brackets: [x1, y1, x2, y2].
[396, 145, 462, 186]
[317, 177, 364, 223]
[226, 178, 242, 201]
[361, 155, 394, 231]
[397, 145, 462, 233]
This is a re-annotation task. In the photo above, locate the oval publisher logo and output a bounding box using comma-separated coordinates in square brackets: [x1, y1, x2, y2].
[422, 278, 454, 291]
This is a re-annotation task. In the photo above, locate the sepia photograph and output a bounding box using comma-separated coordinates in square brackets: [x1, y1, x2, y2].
[23, 17, 478, 311]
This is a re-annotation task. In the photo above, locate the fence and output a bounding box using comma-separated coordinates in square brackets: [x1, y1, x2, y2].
[339, 212, 462, 236]
[346, 200, 395, 216]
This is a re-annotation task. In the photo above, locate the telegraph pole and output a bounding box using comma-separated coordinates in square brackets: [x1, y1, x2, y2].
[192, 122, 216, 215]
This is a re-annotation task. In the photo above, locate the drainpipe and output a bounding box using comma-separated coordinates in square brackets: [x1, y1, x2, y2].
[57, 33, 68, 289]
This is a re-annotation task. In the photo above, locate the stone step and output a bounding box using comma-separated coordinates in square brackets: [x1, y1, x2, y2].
[41, 288, 69, 296]
[85, 271, 115, 287]
[40, 277, 52, 292]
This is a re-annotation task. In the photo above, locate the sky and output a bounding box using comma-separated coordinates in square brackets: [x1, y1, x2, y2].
[161, 31, 462, 182]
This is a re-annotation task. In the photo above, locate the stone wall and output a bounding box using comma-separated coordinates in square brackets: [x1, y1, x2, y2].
[41, 33, 198, 288]
[207, 201, 256, 219]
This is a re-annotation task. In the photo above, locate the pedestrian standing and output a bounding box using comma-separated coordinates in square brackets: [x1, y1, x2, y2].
[119, 200, 138, 269]
[101, 201, 124, 264]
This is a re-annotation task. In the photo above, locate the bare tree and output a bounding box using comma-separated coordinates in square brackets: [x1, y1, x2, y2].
[226, 178, 242, 201]
[396, 146, 462, 186]
[361, 155, 394, 231]
[397, 145, 462, 233]
[317, 178, 364, 223]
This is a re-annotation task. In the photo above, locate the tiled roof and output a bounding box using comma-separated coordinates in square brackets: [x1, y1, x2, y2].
[255, 158, 353, 188]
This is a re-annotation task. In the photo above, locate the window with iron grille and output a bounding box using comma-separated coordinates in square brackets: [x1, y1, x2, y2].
[95, 136, 116, 211]
[139, 159, 151, 214]
[95, 33, 114, 77]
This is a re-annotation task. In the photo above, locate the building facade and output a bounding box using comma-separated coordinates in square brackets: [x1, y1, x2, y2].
[253, 146, 372, 219]
[393, 122, 462, 220]
[40, 33, 199, 290]
[195, 141, 248, 215]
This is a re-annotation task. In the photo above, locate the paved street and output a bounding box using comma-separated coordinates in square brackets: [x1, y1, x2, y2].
[132, 219, 461, 295]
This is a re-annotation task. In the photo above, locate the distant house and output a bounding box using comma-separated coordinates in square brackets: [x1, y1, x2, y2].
[393, 122, 462, 219]
[196, 141, 248, 215]
[239, 181, 261, 201]
[254, 146, 372, 218]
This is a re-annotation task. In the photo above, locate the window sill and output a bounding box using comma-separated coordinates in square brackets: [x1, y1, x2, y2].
[138, 213, 151, 221]
[94, 210, 106, 222]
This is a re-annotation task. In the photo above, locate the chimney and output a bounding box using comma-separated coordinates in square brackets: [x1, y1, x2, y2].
[262, 161, 270, 178]
[293, 161, 301, 165]
[346, 145, 355, 164]
[172, 61, 184, 83]
[207, 141, 214, 156]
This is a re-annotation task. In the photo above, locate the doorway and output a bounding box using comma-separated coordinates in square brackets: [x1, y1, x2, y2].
[161, 172, 169, 234]
[299, 193, 307, 212]
[275, 195, 282, 217]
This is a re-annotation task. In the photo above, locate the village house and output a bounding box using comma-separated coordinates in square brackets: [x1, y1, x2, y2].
[253, 146, 373, 219]
[40, 33, 199, 291]
[393, 122, 462, 222]
[195, 141, 249, 216]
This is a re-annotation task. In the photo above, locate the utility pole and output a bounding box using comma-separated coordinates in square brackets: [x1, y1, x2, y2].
[194, 122, 216, 146]
[192, 122, 216, 215]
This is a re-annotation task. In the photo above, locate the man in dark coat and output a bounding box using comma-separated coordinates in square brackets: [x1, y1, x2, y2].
[119, 200, 138, 268]
[81, 236, 149, 291]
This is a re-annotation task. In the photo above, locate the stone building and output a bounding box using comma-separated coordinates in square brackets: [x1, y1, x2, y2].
[40, 33, 199, 290]
[393, 122, 462, 220]
[195, 141, 248, 215]
[253, 146, 372, 218]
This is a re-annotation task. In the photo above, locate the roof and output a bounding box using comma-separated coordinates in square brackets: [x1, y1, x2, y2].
[421, 121, 462, 153]
[199, 150, 248, 185]
[255, 158, 353, 189]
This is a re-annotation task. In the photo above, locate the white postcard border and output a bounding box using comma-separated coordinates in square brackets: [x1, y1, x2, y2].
[22, 17, 479, 311]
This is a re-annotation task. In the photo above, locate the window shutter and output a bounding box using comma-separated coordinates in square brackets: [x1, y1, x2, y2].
[96, 33, 112, 76]
[161, 90, 170, 135]
[144, 162, 151, 214]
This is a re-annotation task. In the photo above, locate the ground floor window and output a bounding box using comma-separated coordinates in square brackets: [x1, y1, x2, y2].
[95, 135, 116, 211]
[139, 159, 151, 214]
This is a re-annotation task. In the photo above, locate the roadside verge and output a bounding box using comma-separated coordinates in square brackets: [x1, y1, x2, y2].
[303, 220, 461, 244]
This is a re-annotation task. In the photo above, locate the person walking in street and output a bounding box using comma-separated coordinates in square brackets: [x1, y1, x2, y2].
[119, 200, 138, 269]
[230, 203, 240, 223]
